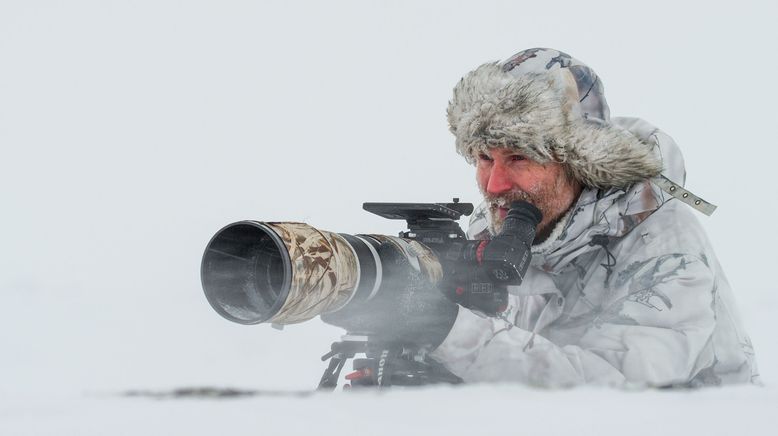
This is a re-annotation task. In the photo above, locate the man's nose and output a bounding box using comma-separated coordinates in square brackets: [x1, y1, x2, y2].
[486, 162, 513, 195]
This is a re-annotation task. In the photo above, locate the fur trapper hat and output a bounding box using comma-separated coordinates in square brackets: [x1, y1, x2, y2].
[447, 48, 663, 189]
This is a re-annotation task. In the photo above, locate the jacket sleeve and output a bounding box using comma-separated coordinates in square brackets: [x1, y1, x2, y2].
[430, 254, 718, 387]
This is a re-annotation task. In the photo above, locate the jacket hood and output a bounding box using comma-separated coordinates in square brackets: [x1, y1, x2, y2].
[447, 48, 663, 190]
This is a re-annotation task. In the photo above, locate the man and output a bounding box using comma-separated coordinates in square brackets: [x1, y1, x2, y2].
[428, 48, 759, 387]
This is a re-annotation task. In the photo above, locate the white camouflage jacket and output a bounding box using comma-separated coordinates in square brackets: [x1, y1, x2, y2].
[431, 117, 760, 388]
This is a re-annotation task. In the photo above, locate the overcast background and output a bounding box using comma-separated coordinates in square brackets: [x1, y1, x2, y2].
[2, 0, 777, 434]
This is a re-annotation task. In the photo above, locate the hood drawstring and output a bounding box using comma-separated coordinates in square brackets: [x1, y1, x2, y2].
[589, 235, 616, 287]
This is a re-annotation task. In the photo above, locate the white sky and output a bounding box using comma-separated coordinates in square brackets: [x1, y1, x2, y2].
[1, 0, 776, 398]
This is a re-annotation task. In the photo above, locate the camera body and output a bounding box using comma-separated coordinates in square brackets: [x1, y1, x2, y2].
[363, 199, 539, 317]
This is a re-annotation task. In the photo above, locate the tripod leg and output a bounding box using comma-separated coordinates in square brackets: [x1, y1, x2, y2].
[317, 356, 347, 391]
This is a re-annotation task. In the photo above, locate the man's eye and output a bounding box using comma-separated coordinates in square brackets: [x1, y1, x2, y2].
[477, 153, 492, 162]
[510, 155, 526, 162]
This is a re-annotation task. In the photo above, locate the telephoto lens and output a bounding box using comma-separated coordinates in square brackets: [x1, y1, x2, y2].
[200, 221, 451, 329]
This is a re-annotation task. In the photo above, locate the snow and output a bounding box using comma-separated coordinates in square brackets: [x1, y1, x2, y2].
[2, 0, 777, 434]
[3, 386, 777, 436]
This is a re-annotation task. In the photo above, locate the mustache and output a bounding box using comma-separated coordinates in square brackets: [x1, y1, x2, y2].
[482, 190, 533, 210]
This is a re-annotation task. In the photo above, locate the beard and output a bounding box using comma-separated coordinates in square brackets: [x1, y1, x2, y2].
[481, 174, 580, 245]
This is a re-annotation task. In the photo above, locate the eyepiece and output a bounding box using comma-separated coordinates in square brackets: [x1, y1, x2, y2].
[498, 201, 542, 240]
[507, 201, 542, 225]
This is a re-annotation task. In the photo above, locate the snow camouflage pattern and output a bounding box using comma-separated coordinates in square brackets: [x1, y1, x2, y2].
[501, 47, 610, 124]
[431, 49, 759, 387]
[264, 222, 358, 324]
[265, 224, 444, 325]
[368, 235, 444, 285]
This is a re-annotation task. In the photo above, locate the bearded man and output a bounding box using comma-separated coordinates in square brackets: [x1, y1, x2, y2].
[428, 48, 759, 387]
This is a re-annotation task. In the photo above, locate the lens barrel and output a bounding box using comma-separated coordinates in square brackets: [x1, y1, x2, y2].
[201, 221, 444, 326]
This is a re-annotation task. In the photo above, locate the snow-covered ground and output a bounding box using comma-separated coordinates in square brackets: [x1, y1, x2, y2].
[2, 1, 777, 434]
[2, 282, 776, 435]
[3, 385, 777, 436]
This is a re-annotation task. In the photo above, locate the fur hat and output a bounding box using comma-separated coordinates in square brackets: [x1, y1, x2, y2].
[447, 48, 663, 189]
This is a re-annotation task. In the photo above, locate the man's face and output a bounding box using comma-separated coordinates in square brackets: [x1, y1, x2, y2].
[475, 148, 582, 243]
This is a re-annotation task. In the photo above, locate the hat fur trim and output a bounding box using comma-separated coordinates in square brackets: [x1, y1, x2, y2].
[447, 63, 663, 189]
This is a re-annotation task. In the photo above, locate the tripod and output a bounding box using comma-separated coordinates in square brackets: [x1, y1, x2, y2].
[318, 335, 462, 390]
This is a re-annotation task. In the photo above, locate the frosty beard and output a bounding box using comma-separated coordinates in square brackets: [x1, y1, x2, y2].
[481, 175, 581, 245]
